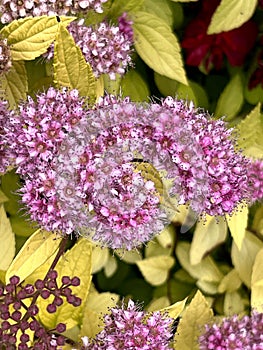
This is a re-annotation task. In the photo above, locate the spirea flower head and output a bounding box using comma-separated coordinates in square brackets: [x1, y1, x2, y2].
[81, 299, 174, 349]
[246, 159, 263, 202]
[2, 87, 87, 176]
[199, 310, 263, 350]
[118, 12, 134, 42]
[52, 95, 209, 249]
[8, 93, 252, 249]
[45, 18, 134, 79]
[0, 99, 13, 174]
[0, 0, 109, 23]
[163, 97, 250, 216]
[0, 38, 12, 75]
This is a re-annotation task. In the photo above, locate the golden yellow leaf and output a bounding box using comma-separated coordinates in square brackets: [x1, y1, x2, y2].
[161, 297, 188, 319]
[0, 190, 8, 204]
[104, 255, 118, 278]
[218, 269, 242, 293]
[251, 248, 263, 311]
[0, 16, 75, 60]
[0, 205, 15, 271]
[227, 203, 248, 250]
[173, 290, 213, 350]
[3, 60, 27, 108]
[91, 246, 109, 274]
[190, 216, 227, 265]
[208, 0, 257, 34]
[6, 230, 61, 283]
[231, 230, 263, 288]
[53, 23, 96, 100]
[80, 292, 119, 339]
[133, 12, 187, 85]
[176, 242, 223, 283]
[147, 296, 170, 312]
[223, 291, 244, 316]
[136, 255, 175, 286]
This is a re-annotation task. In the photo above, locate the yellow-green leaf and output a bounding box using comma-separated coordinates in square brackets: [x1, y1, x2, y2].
[104, 255, 117, 278]
[5, 230, 62, 283]
[0, 205, 15, 271]
[0, 16, 75, 60]
[53, 23, 96, 100]
[147, 296, 170, 312]
[226, 203, 248, 250]
[120, 69, 150, 102]
[108, 0, 143, 18]
[143, 0, 175, 28]
[237, 104, 263, 158]
[161, 297, 188, 319]
[80, 291, 119, 339]
[231, 230, 263, 288]
[115, 249, 142, 264]
[38, 238, 92, 328]
[208, 0, 257, 34]
[251, 248, 263, 311]
[133, 12, 187, 85]
[215, 73, 244, 120]
[173, 290, 213, 350]
[9, 215, 36, 237]
[223, 291, 244, 316]
[136, 255, 175, 286]
[252, 205, 263, 239]
[2, 61, 27, 108]
[0, 190, 8, 204]
[218, 269, 242, 293]
[91, 246, 109, 274]
[196, 280, 219, 295]
[190, 216, 227, 265]
[176, 242, 223, 283]
[145, 239, 172, 258]
[156, 224, 174, 249]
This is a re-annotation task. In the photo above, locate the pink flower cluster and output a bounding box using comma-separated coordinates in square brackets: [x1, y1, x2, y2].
[45, 16, 134, 80]
[1, 88, 261, 249]
[0, 0, 108, 23]
[247, 159, 263, 202]
[199, 311, 263, 349]
[81, 299, 174, 349]
[0, 100, 12, 173]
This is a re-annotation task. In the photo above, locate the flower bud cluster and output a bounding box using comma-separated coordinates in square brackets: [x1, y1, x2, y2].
[199, 311, 263, 350]
[0, 271, 81, 349]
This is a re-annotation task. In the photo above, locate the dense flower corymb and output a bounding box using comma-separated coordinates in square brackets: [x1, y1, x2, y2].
[0, 0, 109, 23]
[2, 89, 252, 249]
[2, 87, 87, 176]
[181, 0, 258, 72]
[81, 300, 174, 349]
[199, 311, 263, 349]
[45, 17, 134, 79]
[0, 99, 13, 174]
[246, 159, 263, 202]
[53, 95, 209, 248]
